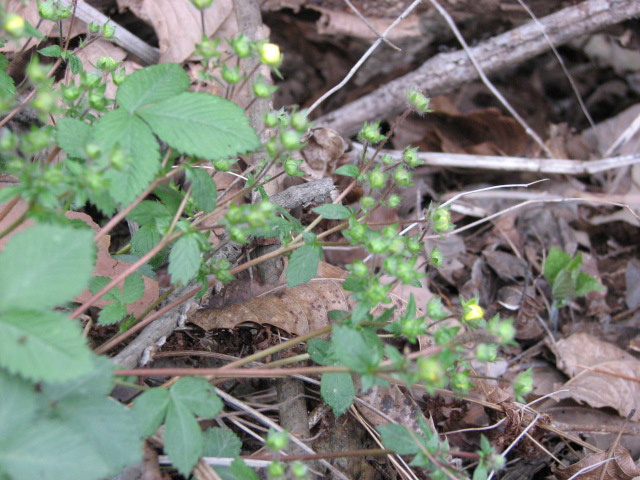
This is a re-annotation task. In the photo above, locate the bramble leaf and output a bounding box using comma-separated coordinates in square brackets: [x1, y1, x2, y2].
[138, 92, 260, 160]
[312, 204, 351, 219]
[169, 235, 201, 285]
[0, 309, 93, 382]
[0, 370, 37, 434]
[0, 224, 94, 311]
[131, 387, 170, 437]
[97, 302, 127, 325]
[377, 424, 420, 455]
[332, 325, 384, 373]
[203, 427, 242, 457]
[170, 377, 223, 418]
[117, 63, 189, 113]
[320, 372, 354, 417]
[127, 200, 172, 226]
[286, 244, 322, 288]
[56, 117, 92, 159]
[122, 272, 145, 304]
[164, 400, 203, 476]
[186, 165, 217, 212]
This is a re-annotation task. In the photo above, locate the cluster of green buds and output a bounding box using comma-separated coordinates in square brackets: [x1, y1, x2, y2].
[224, 201, 276, 243]
[264, 429, 308, 478]
[263, 109, 311, 168]
[87, 20, 115, 39]
[357, 121, 386, 144]
[37, 0, 72, 22]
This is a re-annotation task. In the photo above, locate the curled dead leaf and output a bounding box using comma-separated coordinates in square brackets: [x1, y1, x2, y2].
[554, 445, 639, 480]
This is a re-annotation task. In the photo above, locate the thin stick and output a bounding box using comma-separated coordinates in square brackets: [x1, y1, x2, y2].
[343, 0, 401, 51]
[307, 0, 423, 114]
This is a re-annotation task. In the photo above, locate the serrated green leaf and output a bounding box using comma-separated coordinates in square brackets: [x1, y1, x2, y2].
[334, 164, 360, 177]
[0, 419, 108, 480]
[122, 272, 145, 304]
[89, 276, 120, 302]
[0, 70, 16, 99]
[41, 356, 115, 401]
[543, 247, 570, 283]
[112, 255, 157, 280]
[377, 424, 420, 455]
[0, 369, 37, 434]
[203, 427, 242, 457]
[54, 396, 142, 474]
[170, 376, 223, 418]
[0, 224, 94, 311]
[68, 54, 82, 74]
[320, 372, 354, 417]
[169, 235, 201, 285]
[117, 63, 190, 113]
[286, 244, 322, 288]
[164, 400, 203, 476]
[307, 338, 338, 366]
[37, 45, 62, 57]
[132, 387, 170, 437]
[56, 117, 92, 159]
[97, 302, 127, 325]
[138, 92, 260, 160]
[92, 109, 160, 205]
[0, 309, 93, 382]
[153, 183, 185, 214]
[131, 224, 163, 258]
[229, 458, 259, 480]
[575, 271, 604, 297]
[0, 54, 7, 71]
[186, 165, 217, 212]
[332, 325, 384, 373]
[312, 203, 351, 219]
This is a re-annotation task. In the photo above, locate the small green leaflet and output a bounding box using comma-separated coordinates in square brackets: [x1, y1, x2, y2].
[117, 63, 190, 113]
[38, 45, 62, 57]
[307, 338, 338, 366]
[170, 377, 223, 418]
[286, 244, 322, 288]
[127, 200, 172, 226]
[312, 203, 351, 219]
[185, 165, 217, 212]
[56, 117, 92, 159]
[332, 325, 384, 373]
[334, 164, 360, 177]
[202, 427, 242, 457]
[169, 234, 201, 285]
[0, 70, 16, 99]
[132, 388, 170, 437]
[320, 372, 355, 417]
[164, 400, 203, 476]
[130, 225, 163, 257]
[377, 424, 420, 455]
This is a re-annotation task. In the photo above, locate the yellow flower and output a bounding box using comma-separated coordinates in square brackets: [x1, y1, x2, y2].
[4, 14, 26, 37]
[259, 42, 282, 66]
[463, 303, 484, 322]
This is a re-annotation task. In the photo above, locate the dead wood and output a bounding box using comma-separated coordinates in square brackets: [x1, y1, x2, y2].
[316, 0, 640, 137]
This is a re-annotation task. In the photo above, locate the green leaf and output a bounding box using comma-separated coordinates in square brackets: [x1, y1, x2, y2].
[170, 376, 223, 418]
[307, 338, 338, 366]
[128, 201, 172, 226]
[0, 419, 108, 480]
[138, 92, 260, 160]
[132, 387, 170, 437]
[229, 458, 259, 480]
[56, 117, 92, 159]
[153, 183, 185, 214]
[169, 234, 201, 285]
[112, 255, 156, 280]
[186, 165, 217, 212]
[0, 309, 93, 382]
[320, 372, 354, 417]
[0, 70, 16, 99]
[575, 271, 604, 297]
[68, 54, 82, 74]
[203, 427, 242, 457]
[164, 400, 203, 476]
[361, 373, 387, 393]
[93, 109, 160, 205]
[543, 247, 570, 283]
[286, 244, 322, 288]
[0, 224, 94, 311]
[334, 164, 360, 177]
[97, 302, 127, 325]
[89, 276, 120, 302]
[0, 370, 37, 434]
[312, 203, 351, 219]
[377, 424, 420, 455]
[37, 45, 62, 57]
[117, 63, 190, 113]
[41, 356, 115, 401]
[332, 325, 384, 373]
[54, 396, 142, 474]
[122, 272, 145, 304]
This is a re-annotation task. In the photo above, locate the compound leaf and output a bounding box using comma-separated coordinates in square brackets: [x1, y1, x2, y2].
[203, 427, 242, 457]
[170, 376, 223, 418]
[131, 387, 170, 438]
[56, 117, 91, 159]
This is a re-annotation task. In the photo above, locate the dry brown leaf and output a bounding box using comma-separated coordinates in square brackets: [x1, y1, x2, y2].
[116, 0, 236, 64]
[554, 445, 639, 480]
[547, 333, 640, 418]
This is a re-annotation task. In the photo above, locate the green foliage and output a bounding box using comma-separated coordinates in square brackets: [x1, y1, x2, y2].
[312, 203, 352, 219]
[286, 242, 322, 287]
[320, 372, 355, 416]
[543, 247, 604, 307]
[89, 273, 144, 325]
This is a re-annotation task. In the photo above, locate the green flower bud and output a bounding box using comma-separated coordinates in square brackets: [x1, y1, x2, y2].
[89, 91, 107, 110]
[88, 22, 100, 33]
[26, 58, 48, 84]
[266, 429, 289, 451]
[264, 112, 279, 128]
[268, 461, 285, 478]
[426, 298, 449, 320]
[514, 369, 534, 401]
[265, 137, 278, 157]
[228, 226, 248, 243]
[101, 22, 116, 39]
[476, 343, 497, 362]
[360, 196, 375, 209]
[349, 260, 369, 278]
[22, 127, 53, 152]
[345, 223, 367, 243]
[367, 167, 386, 189]
[488, 316, 516, 344]
[403, 146, 422, 167]
[111, 69, 127, 85]
[81, 71, 101, 88]
[229, 34, 251, 58]
[450, 371, 472, 392]
[432, 207, 451, 233]
[357, 121, 385, 144]
[4, 14, 26, 37]
[85, 143, 102, 159]
[109, 147, 127, 170]
[290, 110, 310, 132]
[43, 165, 64, 185]
[31, 90, 57, 114]
[430, 246, 444, 267]
[62, 84, 81, 100]
[417, 356, 445, 387]
[407, 89, 430, 114]
[221, 64, 242, 84]
[393, 166, 412, 186]
[86, 171, 106, 190]
[388, 194, 402, 208]
[366, 236, 387, 254]
[406, 236, 422, 254]
[280, 129, 303, 150]
[96, 56, 118, 72]
[381, 154, 394, 165]
[38, 1, 57, 21]
[253, 78, 278, 98]
[190, 0, 214, 9]
[284, 156, 304, 177]
[196, 37, 221, 58]
[291, 461, 308, 478]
